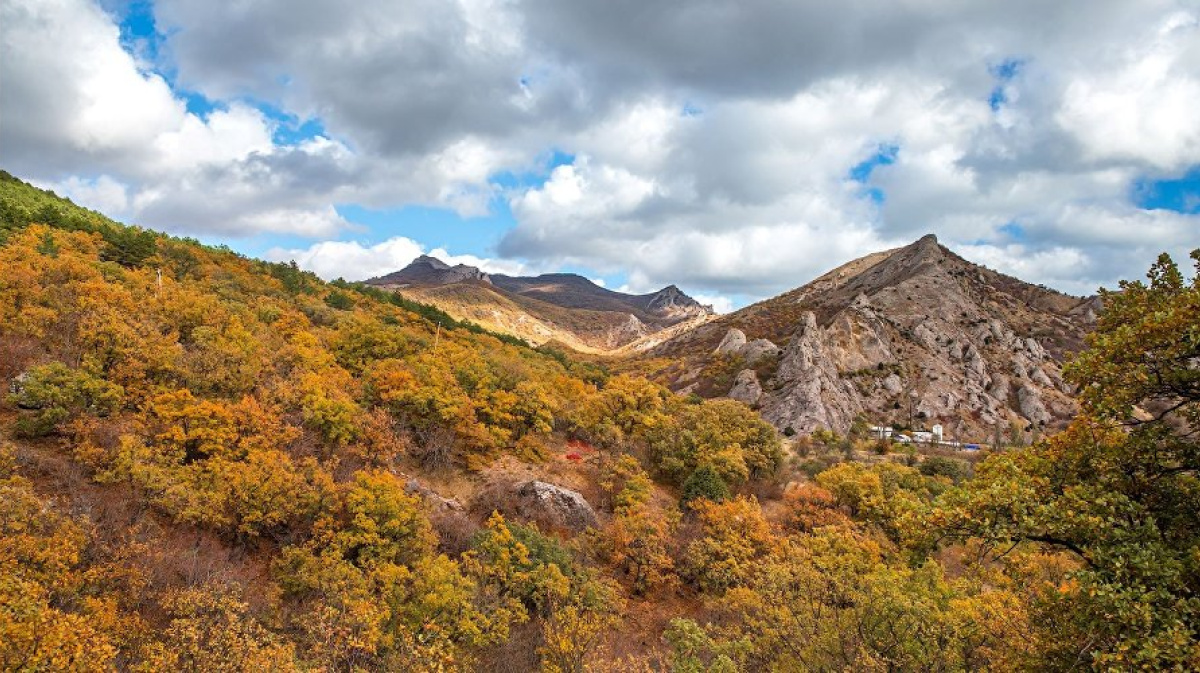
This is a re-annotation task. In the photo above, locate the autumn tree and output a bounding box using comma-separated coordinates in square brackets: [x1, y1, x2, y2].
[931, 250, 1200, 668]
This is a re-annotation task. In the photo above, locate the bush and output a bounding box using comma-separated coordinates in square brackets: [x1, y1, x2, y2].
[10, 363, 123, 437]
[681, 465, 730, 505]
[919, 456, 969, 483]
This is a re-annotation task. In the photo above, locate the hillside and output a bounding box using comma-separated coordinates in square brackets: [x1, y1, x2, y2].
[2, 171, 1195, 670]
[643, 234, 1099, 441]
[366, 258, 714, 352]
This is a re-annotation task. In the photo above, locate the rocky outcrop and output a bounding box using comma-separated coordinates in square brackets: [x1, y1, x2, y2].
[727, 369, 763, 406]
[643, 284, 712, 319]
[713, 328, 779, 362]
[763, 312, 861, 433]
[657, 233, 1090, 440]
[1017, 385, 1051, 426]
[715, 328, 747, 355]
[509, 481, 599, 533]
[743, 339, 781, 362]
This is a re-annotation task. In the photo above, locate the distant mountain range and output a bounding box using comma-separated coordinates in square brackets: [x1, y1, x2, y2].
[365, 256, 714, 352]
[367, 237, 1101, 441]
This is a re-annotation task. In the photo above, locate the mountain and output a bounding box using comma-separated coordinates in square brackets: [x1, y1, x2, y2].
[365, 259, 714, 352]
[368, 254, 492, 286]
[643, 234, 1099, 441]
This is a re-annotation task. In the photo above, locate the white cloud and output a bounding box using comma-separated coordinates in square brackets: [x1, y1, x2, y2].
[264, 237, 539, 282]
[50, 175, 130, 215]
[691, 293, 734, 315]
[265, 237, 426, 281]
[4, 0, 1200, 305]
[1056, 11, 1200, 171]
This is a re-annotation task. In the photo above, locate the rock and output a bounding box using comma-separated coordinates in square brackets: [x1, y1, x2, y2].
[1024, 338, 1047, 360]
[826, 305, 894, 371]
[742, 338, 781, 362]
[511, 481, 599, 533]
[1030, 365, 1054, 387]
[1010, 354, 1030, 379]
[714, 328, 748, 355]
[405, 478, 464, 512]
[912, 322, 939, 352]
[882, 373, 904, 395]
[763, 312, 861, 433]
[964, 345, 988, 381]
[989, 374, 1011, 403]
[645, 284, 711, 319]
[727, 369, 763, 406]
[1017, 385, 1051, 426]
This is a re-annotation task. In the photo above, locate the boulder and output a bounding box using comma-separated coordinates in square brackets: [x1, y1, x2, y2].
[742, 338, 781, 362]
[727, 369, 763, 406]
[1017, 385, 1051, 426]
[511, 481, 599, 533]
[714, 328, 748, 355]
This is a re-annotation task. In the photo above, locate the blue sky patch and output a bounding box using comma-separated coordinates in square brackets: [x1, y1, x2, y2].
[491, 149, 575, 190]
[334, 203, 515, 258]
[988, 58, 1025, 111]
[998, 221, 1027, 242]
[1134, 166, 1200, 214]
[850, 143, 899, 183]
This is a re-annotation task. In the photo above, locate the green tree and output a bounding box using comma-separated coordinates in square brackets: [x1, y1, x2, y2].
[931, 250, 1200, 668]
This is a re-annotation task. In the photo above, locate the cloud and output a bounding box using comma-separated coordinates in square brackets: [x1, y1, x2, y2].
[691, 293, 734, 315]
[265, 237, 536, 282]
[4, 0, 1199, 307]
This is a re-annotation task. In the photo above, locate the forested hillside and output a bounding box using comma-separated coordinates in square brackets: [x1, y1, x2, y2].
[1, 172, 1196, 670]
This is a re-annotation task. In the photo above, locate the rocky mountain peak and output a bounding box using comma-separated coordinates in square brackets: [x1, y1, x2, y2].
[643, 284, 713, 317]
[365, 255, 491, 287]
[413, 254, 451, 270]
[649, 233, 1096, 440]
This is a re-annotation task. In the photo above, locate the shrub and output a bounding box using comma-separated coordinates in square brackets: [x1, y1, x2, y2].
[10, 363, 123, 437]
[681, 465, 730, 505]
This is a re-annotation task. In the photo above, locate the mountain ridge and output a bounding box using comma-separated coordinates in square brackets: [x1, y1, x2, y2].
[641, 234, 1098, 441]
[365, 256, 714, 351]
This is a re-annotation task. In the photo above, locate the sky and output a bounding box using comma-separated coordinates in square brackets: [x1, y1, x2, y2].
[2, 0, 1199, 311]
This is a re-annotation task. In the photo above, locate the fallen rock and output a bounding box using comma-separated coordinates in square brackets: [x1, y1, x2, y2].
[510, 481, 599, 533]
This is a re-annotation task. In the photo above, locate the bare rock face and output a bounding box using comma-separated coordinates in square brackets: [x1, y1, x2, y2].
[715, 328, 748, 354]
[651, 233, 1090, 440]
[510, 481, 599, 533]
[727, 369, 763, 406]
[742, 338, 781, 362]
[763, 312, 861, 432]
[1017, 385, 1051, 426]
[714, 328, 778, 363]
[644, 284, 711, 320]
